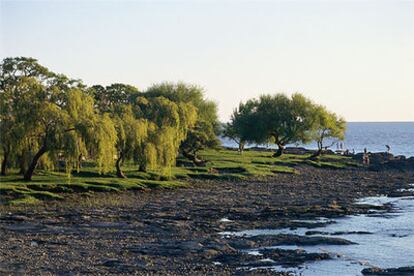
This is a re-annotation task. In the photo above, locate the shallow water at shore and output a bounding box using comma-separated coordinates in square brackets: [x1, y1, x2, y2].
[222, 186, 414, 275]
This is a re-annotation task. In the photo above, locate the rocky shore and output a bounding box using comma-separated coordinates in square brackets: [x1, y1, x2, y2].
[1, 165, 413, 275]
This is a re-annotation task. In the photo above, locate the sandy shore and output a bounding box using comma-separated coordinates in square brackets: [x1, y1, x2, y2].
[1, 165, 413, 275]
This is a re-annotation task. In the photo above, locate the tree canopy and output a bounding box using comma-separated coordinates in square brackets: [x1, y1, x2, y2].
[229, 93, 345, 156]
[222, 100, 262, 153]
[1, 56, 347, 181]
[311, 105, 346, 156]
[1, 59, 207, 180]
[143, 82, 219, 165]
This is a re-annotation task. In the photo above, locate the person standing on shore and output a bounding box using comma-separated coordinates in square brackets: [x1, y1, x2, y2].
[386, 145, 391, 153]
[363, 148, 370, 166]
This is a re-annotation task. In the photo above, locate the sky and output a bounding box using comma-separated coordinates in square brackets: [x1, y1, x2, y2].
[1, 0, 413, 122]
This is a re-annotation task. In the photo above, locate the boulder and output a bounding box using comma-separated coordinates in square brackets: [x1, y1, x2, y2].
[362, 266, 414, 275]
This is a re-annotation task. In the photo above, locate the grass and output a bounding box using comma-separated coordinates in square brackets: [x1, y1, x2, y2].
[0, 148, 358, 205]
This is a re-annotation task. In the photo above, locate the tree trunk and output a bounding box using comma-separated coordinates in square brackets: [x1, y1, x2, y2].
[238, 142, 245, 154]
[273, 144, 284, 157]
[138, 164, 146, 172]
[1, 151, 8, 176]
[19, 154, 27, 175]
[310, 149, 322, 159]
[115, 152, 126, 178]
[24, 146, 47, 181]
[182, 151, 206, 166]
[78, 154, 83, 169]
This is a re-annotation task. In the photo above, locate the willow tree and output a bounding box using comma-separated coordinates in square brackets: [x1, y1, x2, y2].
[0, 57, 51, 175]
[0, 57, 117, 180]
[311, 105, 346, 157]
[144, 82, 219, 165]
[19, 82, 116, 180]
[133, 96, 197, 172]
[89, 83, 150, 178]
[90, 83, 139, 113]
[0, 57, 91, 176]
[113, 106, 148, 178]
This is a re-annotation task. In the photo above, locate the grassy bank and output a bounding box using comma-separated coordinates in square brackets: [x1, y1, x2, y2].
[0, 148, 358, 205]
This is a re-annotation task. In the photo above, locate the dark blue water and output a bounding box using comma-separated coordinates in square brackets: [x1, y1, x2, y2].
[220, 122, 414, 157]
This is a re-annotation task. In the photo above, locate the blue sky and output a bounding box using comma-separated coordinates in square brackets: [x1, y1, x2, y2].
[1, 0, 413, 122]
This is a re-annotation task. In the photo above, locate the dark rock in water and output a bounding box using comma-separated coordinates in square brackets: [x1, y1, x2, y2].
[247, 234, 355, 246]
[279, 235, 356, 245]
[259, 248, 331, 266]
[362, 266, 414, 275]
[388, 190, 414, 197]
[305, 230, 372, 236]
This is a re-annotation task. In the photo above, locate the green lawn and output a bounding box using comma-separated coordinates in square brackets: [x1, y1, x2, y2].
[0, 148, 358, 205]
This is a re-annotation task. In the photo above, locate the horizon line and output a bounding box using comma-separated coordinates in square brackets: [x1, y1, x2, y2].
[345, 121, 414, 123]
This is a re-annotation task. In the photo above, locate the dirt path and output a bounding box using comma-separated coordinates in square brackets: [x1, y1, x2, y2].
[1, 167, 413, 275]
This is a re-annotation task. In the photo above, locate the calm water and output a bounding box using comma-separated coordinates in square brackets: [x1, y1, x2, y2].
[220, 122, 414, 157]
[221, 187, 414, 275]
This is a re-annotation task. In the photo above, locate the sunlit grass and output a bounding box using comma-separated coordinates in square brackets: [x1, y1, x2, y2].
[0, 148, 357, 205]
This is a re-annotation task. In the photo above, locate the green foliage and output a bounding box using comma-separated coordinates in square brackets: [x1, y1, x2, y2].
[181, 120, 219, 156]
[132, 95, 198, 172]
[223, 100, 263, 152]
[311, 105, 346, 154]
[1, 56, 349, 192]
[89, 83, 139, 113]
[94, 113, 117, 174]
[228, 93, 345, 157]
[143, 82, 220, 163]
[0, 57, 117, 180]
[254, 93, 316, 151]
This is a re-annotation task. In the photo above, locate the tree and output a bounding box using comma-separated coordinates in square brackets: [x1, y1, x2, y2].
[144, 82, 219, 165]
[90, 84, 198, 175]
[311, 105, 346, 157]
[222, 122, 245, 153]
[113, 106, 148, 178]
[132, 96, 197, 172]
[0, 57, 90, 177]
[0, 57, 51, 175]
[89, 84, 147, 178]
[180, 121, 217, 166]
[223, 100, 263, 154]
[234, 93, 316, 157]
[21, 84, 117, 181]
[89, 83, 139, 113]
[0, 57, 117, 181]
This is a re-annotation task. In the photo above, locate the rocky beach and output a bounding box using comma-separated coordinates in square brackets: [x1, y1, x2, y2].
[1, 163, 413, 275]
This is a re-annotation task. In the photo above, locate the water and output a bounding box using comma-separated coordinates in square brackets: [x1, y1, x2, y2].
[221, 187, 414, 275]
[220, 122, 414, 157]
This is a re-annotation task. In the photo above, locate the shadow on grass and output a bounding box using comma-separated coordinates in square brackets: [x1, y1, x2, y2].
[71, 171, 115, 178]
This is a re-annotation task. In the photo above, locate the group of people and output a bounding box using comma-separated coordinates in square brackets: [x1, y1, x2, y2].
[362, 145, 391, 166]
[337, 142, 391, 166]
